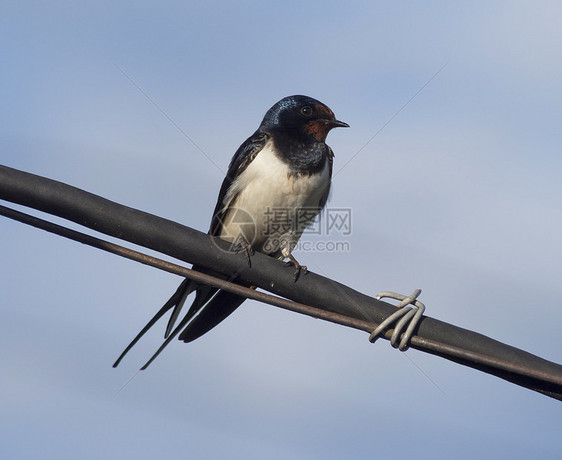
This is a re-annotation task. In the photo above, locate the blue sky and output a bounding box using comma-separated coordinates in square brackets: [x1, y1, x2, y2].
[2, 1, 562, 458]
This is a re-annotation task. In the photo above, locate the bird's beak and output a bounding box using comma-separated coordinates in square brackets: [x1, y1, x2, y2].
[329, 119, 350, 128]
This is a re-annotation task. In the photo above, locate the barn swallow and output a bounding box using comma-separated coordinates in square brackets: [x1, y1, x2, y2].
[113, 95, 348, 369]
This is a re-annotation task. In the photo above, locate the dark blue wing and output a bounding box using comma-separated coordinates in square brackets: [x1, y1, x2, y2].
[113, 131, 269, 369]
[209, 131, 269, 236]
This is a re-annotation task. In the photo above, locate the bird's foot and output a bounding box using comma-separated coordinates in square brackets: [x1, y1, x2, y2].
[234, 240, 254, 267]
[369, 289, 425, 351]
[284, 253, 307, 282]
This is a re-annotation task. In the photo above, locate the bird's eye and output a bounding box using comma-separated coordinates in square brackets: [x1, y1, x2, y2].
[300, 106, 313, 117]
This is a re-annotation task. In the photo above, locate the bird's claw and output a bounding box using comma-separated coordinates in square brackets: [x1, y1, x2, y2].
[234, 240, 254, 267]
[287, 262, 307, 282]
[284, 253, 307, 282]
[369, 289, 425, 351]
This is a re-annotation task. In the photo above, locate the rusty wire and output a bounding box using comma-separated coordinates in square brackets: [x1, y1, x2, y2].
[2, 203, 562, 389]
[1, 163, 562, 401]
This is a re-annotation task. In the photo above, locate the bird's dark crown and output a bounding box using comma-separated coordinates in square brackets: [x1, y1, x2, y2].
[260, 95, 348, 143]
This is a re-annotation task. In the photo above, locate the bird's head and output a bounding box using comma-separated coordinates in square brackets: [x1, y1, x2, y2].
[261, 95, 349, 142]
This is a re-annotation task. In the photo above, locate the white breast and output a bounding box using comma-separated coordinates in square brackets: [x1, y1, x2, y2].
[219, 141, 330, 256]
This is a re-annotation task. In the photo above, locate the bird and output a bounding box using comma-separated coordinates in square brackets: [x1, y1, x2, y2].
[113, 95, 348, 369]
